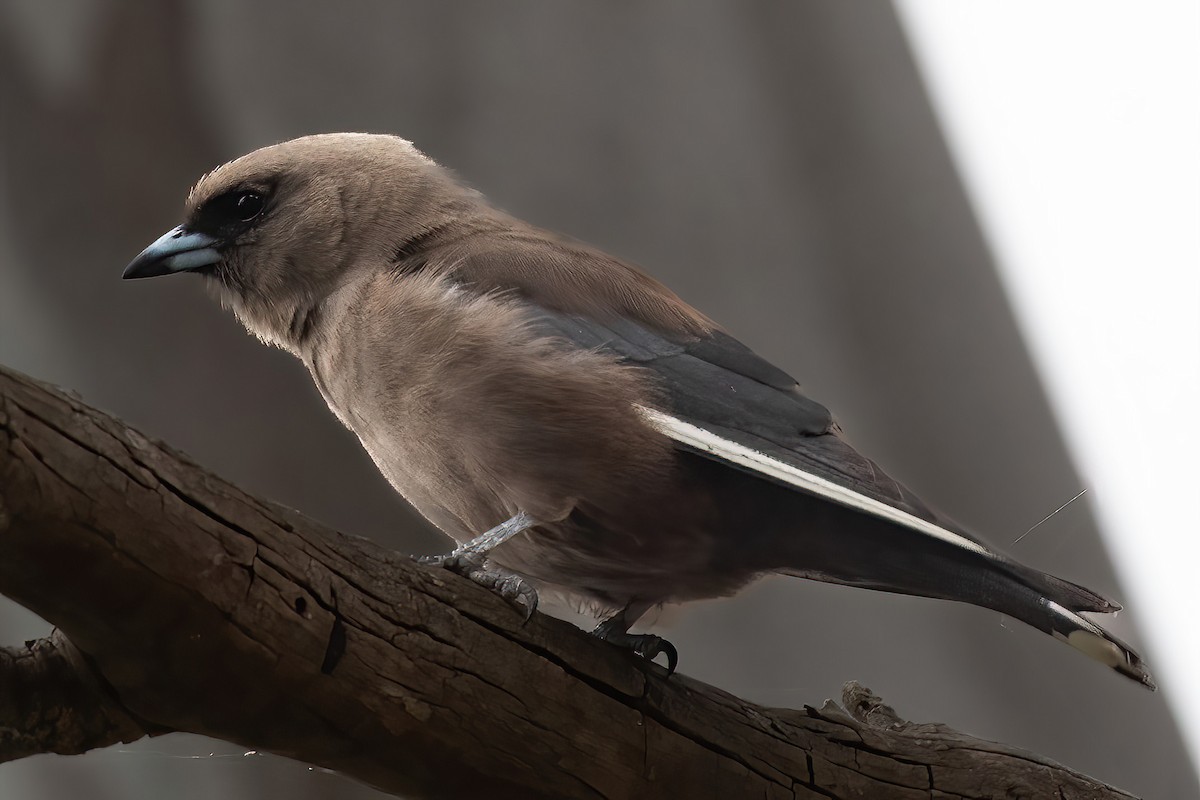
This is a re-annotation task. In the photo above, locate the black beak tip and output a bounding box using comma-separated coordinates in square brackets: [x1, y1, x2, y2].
[121, 258, 162, 280]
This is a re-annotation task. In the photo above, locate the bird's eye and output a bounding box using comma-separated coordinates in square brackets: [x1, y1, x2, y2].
[232, 191, 265, 221]
[202, 189, 267, 227]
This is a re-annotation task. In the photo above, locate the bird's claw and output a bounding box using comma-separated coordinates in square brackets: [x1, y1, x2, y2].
[592, 628, 678, 675]
[631, 634, 678, 675]
[492, 572, 539, 621]
[415, 549, 482, 571]
[415, 552, 455, 568]
[415, 550, 538, 620]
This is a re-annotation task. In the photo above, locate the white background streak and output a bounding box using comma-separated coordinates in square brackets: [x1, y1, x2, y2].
[897, 0, 1200, 765]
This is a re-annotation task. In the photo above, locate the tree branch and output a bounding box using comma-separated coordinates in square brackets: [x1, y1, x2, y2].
[0, 364, 1138, 799]
[0, 630, 146, 759]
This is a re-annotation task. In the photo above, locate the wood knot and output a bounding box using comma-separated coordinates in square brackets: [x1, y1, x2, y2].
[842, 681, 909, 730]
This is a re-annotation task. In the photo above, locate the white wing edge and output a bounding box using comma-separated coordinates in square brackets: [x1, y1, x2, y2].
[635, 405, 992, 558]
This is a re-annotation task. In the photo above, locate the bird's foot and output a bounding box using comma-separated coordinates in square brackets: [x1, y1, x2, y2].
[592, 621, 678, 675]
[418, 550, 538, 620]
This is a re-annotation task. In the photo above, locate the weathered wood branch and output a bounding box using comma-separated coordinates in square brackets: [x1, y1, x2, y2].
[0, 629, 146, 759]
[0, 364, 1138, 799]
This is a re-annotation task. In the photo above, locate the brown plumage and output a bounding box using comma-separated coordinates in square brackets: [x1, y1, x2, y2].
[124, 133, 1154, 688]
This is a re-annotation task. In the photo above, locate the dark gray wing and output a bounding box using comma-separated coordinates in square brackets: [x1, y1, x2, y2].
[527, 307, 948, 528]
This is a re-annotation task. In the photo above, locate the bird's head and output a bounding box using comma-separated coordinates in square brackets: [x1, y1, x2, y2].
[124, 133, 469, 346]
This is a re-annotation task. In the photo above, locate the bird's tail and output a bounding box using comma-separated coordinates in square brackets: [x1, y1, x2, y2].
[778, 547, 1154, 689]
[1039, 594, 1154, 689]
[640, 408, 1153, 688]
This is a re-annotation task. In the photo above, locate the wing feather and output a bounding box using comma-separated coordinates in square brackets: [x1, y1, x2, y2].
[528, 306, 984, 546]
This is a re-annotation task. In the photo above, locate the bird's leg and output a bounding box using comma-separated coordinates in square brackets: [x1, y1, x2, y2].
[418, 511, 540, 619]
[592, 602, 678, 675]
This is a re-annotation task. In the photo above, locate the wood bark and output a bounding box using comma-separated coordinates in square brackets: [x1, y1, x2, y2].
[0, 364, 1138, 799]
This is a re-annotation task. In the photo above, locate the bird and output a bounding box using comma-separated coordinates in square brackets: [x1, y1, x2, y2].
[123, 132, 1153, 688]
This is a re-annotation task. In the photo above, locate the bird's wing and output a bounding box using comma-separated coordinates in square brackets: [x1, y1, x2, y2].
[527, 308, 990, 551]
[521, 304, 1154, 687]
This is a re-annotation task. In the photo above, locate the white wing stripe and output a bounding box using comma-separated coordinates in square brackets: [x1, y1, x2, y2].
[636, 406, 991, 557]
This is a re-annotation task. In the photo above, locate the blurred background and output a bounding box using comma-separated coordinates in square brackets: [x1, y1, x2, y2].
[1, 1, 1196, 797]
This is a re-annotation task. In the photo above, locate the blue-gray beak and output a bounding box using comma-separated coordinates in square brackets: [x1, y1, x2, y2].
[123, 226, 222, 280]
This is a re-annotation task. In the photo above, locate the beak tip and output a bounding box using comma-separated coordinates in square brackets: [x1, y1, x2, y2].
[122, 226, 221, 281]
[121, 255, 174, 280]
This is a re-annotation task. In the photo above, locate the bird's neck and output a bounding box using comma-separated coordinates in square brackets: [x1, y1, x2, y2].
[211, 277, 329, 358]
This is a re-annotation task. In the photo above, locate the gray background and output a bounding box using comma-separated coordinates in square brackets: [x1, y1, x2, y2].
[1, 1, 1195, 797]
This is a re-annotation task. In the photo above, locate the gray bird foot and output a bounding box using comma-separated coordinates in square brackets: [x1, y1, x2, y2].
[418, 550, 538, 621]
[592, 620, 678, 675]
